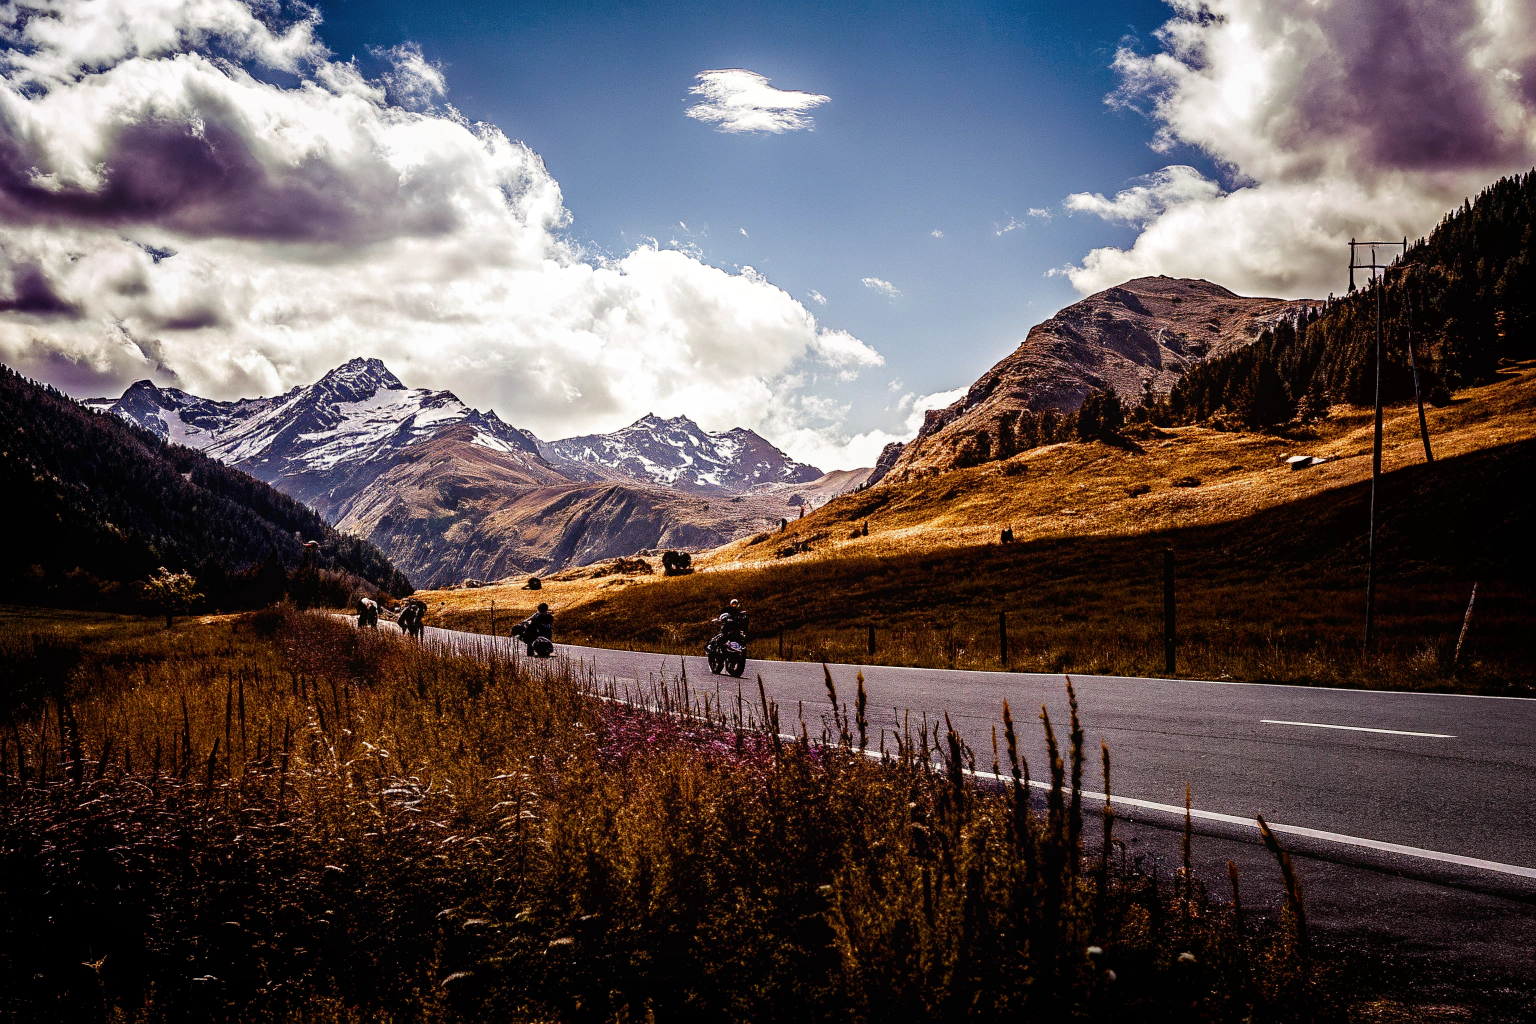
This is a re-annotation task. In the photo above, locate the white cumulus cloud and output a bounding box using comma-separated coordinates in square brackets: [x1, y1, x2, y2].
[807, 289, 826, 305]
[1062, 0, 1536, 297]
[901, 386, 966, 433]
[861, 276, 901, 299]
[685, 69, 830, 134]
[0, 0, 882, 467]
[811, 329, 884, 380]
[1064, 165, 1225, 226]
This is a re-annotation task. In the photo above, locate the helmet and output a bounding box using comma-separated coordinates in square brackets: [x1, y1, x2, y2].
[729, 599, 740, 608]
[537, 602, 549, 612]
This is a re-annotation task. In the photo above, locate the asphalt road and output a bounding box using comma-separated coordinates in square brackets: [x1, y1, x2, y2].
[407, 622, 1536, 997]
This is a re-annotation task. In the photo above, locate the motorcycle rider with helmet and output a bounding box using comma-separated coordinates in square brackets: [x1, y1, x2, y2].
[706, 599, 750, 676]
[516, 602, 555, 656]
[718, 599, 748, 641]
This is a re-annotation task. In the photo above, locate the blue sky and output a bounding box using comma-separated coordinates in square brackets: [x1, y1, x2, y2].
[6, 0, 1526, 468]
[312, 0, 1185, 440]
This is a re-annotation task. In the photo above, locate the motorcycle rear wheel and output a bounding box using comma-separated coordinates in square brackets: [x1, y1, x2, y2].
[725, 653, 746, 678]
[707, 652, 724, 674]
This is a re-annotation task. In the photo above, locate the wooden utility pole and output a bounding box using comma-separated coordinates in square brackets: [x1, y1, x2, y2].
[1366, 275, 1383, 649]
[1405, 274, 1434, 464]
[1351, 240, 1404, 651]
[1163, 549, 1176, 676]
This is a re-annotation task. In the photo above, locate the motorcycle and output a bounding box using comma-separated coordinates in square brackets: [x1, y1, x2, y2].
[510, 623, 555, 658]
[705, 615, 748, 677]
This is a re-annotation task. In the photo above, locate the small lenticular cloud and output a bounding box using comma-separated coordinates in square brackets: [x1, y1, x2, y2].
[686, 69, 830, 133]
[862, 277, 900, 299]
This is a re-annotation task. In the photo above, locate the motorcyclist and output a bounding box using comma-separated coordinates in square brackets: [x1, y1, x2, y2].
[716, 599, 749, 642]
[519, 602, 554, 654]
[356, 597, 379, 628]
[396, 598, 427, 638]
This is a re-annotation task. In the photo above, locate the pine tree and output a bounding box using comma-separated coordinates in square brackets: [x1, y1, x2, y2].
[1299, 371, 1330, 422]
[1238, 353, 1294, 427]
[1076, 388, 1125, 441]
[996, 412, 1018, 458]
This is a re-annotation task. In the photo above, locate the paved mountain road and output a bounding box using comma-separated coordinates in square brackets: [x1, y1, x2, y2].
[402, 622, 1536, 991]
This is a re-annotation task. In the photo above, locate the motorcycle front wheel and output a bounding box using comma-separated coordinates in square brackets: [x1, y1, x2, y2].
[707, 652, 724, 674]
[725, 653, 746, 678]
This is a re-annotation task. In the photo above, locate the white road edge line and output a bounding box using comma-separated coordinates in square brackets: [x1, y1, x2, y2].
[1261, 719, 1456, 739]
[928, 763, 1536, 881]
[397, 628, 1536, 882]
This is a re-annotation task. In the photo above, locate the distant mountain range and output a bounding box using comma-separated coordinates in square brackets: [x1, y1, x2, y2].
[90, 358, 820, 507]
[88, 359, 848, 584]
[542, 413, 822, 492]
[90, 359, 541, 520]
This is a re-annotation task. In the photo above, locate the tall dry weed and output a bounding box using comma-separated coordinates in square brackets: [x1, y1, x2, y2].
[0, 609, 1346, 1021]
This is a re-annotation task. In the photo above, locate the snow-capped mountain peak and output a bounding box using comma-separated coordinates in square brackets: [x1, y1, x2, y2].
[311, 357, 406, 401]
[92, 359, 543, 519]
[542, 413, 821, 492]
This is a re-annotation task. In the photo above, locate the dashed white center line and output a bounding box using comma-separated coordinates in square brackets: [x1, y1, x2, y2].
[1261, 719, 1456, 739]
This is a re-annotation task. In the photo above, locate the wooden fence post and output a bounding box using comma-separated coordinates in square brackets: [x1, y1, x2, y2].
[867, 624, 876, 659]
[1452, 582, 1478, 675]
[999, 611, 1009, 669]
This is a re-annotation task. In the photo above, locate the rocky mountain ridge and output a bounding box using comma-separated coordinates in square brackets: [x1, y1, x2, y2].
[88, 358, 541, 519]
[540, 413, 821, 492]
[888, 276, 1317, 477]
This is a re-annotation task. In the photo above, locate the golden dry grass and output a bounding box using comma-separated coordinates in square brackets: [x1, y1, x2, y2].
[2, 607, 1367, 1021]
[715, 360, 1536, 567]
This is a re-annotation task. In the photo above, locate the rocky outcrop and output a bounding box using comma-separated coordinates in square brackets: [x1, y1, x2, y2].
[866, 442, 905, 486]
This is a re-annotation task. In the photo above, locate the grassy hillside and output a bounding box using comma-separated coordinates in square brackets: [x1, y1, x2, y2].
[0, 366, 411, 608]
[427, 363, 1535, 694]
